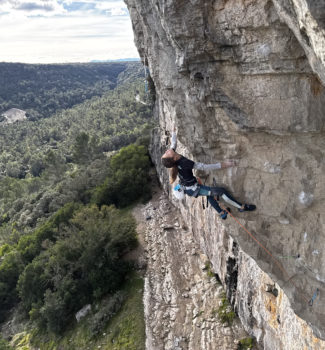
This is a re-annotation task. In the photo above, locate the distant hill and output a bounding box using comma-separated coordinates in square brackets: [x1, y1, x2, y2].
[91, 58, 141, 62]
[0, 61, 144, 120]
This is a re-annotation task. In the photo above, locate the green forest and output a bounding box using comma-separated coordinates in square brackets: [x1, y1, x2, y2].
[0, 61, 154, 349]
[0, 62, 140, 120]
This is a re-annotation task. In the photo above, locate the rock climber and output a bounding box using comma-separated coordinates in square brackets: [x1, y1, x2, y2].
[161, 129, 256, 220]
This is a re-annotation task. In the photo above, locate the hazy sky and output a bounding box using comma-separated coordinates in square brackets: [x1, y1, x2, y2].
[0, 0, 139, 63]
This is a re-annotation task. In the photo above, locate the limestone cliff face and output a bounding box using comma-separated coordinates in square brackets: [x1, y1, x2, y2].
[125, 0, 325, 348]
[272, 0, 325, 85]
[138, 188, 249, 350]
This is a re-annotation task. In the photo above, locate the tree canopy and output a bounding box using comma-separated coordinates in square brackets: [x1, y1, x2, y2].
[0, 62, 141, 120]
[0, 61, 155, 335]
[0, 62, 153, 232]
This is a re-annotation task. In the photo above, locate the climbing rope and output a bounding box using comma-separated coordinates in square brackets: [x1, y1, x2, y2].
[195, 176, 320, 306]
[218, 203, 316, 306]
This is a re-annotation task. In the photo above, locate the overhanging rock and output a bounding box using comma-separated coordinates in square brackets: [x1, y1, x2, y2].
[125, 0, 325, 347]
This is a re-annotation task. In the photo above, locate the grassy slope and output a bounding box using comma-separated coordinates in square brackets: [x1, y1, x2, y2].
[11, 273, 145, 350]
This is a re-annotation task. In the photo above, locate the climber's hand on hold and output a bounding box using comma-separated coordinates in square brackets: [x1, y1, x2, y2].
[222, 160, 238, 168]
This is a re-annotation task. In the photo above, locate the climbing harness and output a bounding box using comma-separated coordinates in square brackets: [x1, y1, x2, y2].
[192, 184, 201, 198]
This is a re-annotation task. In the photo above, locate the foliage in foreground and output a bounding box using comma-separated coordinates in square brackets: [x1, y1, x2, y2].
[0, 63, 152, 344]
[93, 144, 151, 208]
[217, 292, 236, 325]
[88, 291, 127, 337]
[12, 274, 145, 350]
[238, 337, 255, 350]
[0, 144, 151, 333]
[0, 336, 12, 350]
[20, 205, 137, 334]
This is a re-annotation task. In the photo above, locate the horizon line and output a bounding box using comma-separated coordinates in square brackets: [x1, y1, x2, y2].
[0, 58, 141, 65]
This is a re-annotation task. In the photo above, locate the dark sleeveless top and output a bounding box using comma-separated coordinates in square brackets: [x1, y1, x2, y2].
[175, 156, 197, 186]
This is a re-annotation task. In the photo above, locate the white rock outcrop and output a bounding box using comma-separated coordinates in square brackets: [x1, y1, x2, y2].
[1, 108, 26, 124]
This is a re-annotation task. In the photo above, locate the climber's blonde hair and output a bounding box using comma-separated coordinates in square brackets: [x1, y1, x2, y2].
[169, 166, 178, 184]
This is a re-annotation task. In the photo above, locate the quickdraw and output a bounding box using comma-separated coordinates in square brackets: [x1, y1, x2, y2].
[308, 288, 320, 307]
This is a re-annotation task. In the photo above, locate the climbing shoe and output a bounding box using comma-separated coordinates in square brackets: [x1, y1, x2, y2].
[219, 210, 227, 220]
[238, 204, 256, 212]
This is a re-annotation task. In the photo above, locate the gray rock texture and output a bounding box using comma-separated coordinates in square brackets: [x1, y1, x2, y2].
[139, 189, 249, 350]
[125, 0, 325, 347]
[272, 0, 325, 85]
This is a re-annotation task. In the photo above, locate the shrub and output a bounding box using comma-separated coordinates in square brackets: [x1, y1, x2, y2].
[88, 291, 127, 337]
[40, 289, 69, 334]
[17, 257, 50, 312]
[17, 204, 137, 333]
[217, 293, 236, 325]
[238, 337, 255, 349]
[0, 244, 11, 257]
[93, 144, 151, 208]
[204, 261, 216, 278]
[17, 202, 80, 263]
[0, 336, 12, 350]
[0, 250, 24, 315]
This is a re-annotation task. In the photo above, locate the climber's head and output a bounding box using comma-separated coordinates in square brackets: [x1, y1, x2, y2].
[161, 149, 177, 168]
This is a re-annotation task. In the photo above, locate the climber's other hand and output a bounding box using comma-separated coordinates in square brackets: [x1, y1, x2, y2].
[222, 160, 237, 168]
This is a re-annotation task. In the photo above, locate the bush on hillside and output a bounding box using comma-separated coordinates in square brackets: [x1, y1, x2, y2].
[17, 205, 137, 333]
[88, 291, 127, 337]
[17, 202, 80, 263]
[0, 141, 152, 331]
[0, 250, 24, 318]
[0, 336, 12, 350]
[0, 202, 80, 319]
[93, 144, 151, 208]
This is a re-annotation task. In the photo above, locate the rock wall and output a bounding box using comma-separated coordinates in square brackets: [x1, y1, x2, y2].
[272, 0, 325, 85]
[138, 187, 249, 350]
[125, 0, 325, 348]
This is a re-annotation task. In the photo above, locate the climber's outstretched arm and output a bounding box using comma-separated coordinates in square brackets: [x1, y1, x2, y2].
[169, 129, 236, 170]
[170, 130, 177, 151]
[194, 160, 236, 171]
